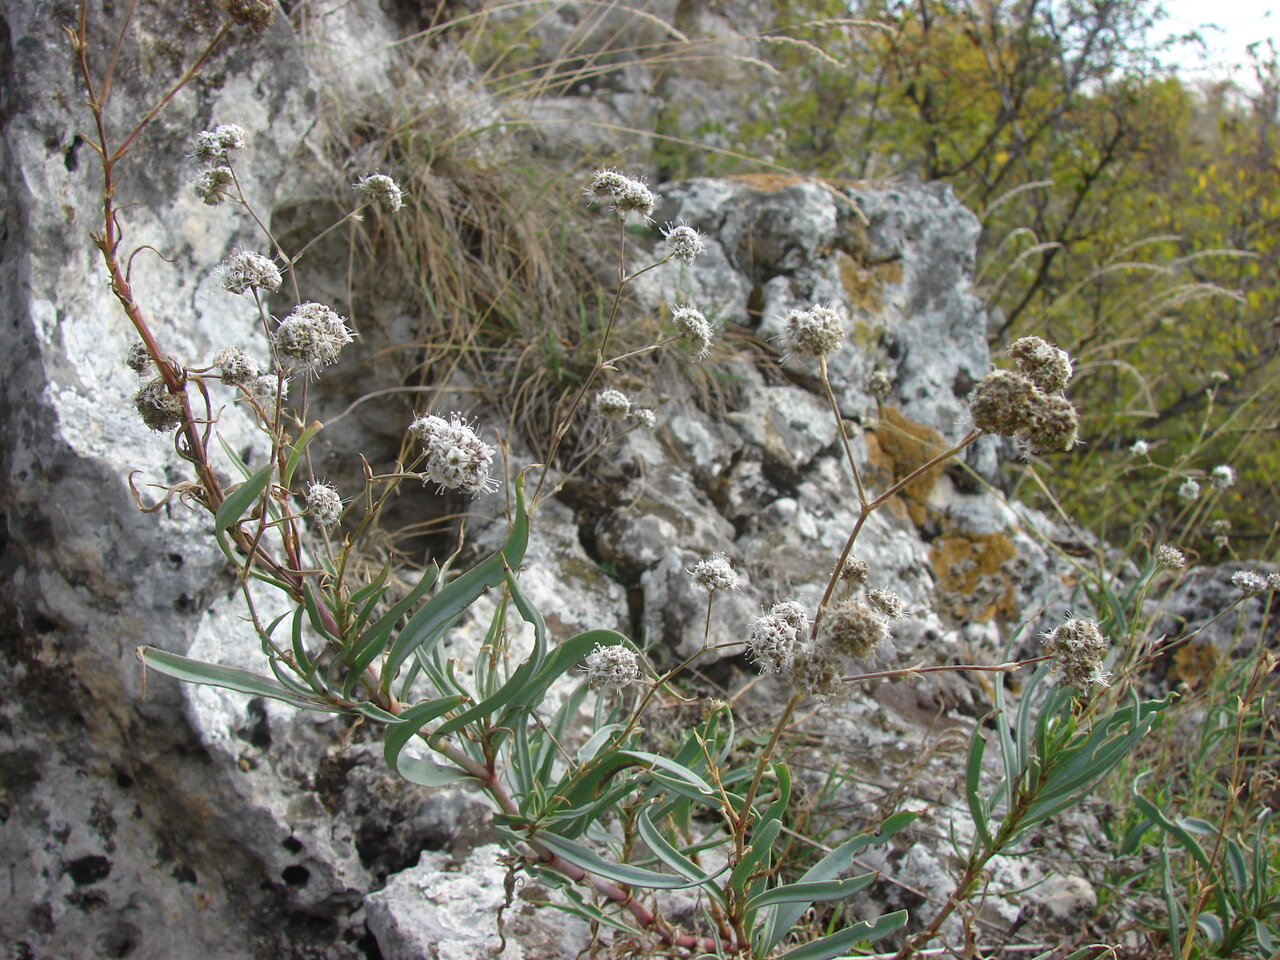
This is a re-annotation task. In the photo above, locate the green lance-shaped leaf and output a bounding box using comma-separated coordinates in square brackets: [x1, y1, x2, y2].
[756, 810, 917, 955]
[380, 476, 529, 688]
[635, 805, 727, 906]
[966, 725, 994, 852]
[773, 909, 908, 960]
[1133, 777, 1229, 919]
[138, 646, 340, 712]
[214, 459, 274, 532]
[745, 873, 877, 914]
[728, 818, 782, 897]
[383, 694, 473, 787]
[281, 420, 323, 490]
[534, 830, 715, 890]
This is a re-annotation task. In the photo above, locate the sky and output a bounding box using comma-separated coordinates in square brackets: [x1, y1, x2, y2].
[1153, 0, 1279, 84]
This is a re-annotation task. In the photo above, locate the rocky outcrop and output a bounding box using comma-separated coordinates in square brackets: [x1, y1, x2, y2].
[1, 3, 1076, 959]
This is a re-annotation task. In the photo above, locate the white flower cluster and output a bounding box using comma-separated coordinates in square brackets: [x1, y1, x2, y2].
[220, 251, 282, 295]
[306, 482, 343, 528]
[274, 302, 354, 374]
[1231, 570, 1280, 596]
[584, 168, 656, 223]
[1041, 618, 1110, 691]
[662, 222, 706, 264]
[1209, 464, 1236, 490]
[190, 124, 245, 206]
[690, 553, 740, 593]
[672, 305, 713, 361]
[747, 602, 808, 675]
[1155, 544, 1186, 569]
[409, 413, 499, 497]
[1178, 478, 1201, 502]
[782, 304, 845, 359]
[214, 346, 262, 387]
[354, 174, 404, 213]
[583, 643, 641, 690]
[593, 389, 631, 421]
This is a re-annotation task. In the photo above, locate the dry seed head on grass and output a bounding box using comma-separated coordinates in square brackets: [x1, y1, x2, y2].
[1009, 335, 1073, 393]
[969, 369, 1037, 436]
[220, 0, 275, 32]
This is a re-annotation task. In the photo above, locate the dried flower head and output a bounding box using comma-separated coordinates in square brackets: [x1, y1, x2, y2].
[1178, 478, 1201, 502]
[1231, 570, 1269, 596]
[354, 174, 404, 213]
[593, 389, 631, 421]
[868, 369, 893, 400]
[1042, 618, 1110, 691]
[583, 643, 641, 690]
[1155, 544, 1186, 569]
[968, 369, 1037, 436]
[794, 641, 842, 700]
[306, 482, 343, 528]
[250, 373, 287, 403]
[126, 339, 151, 376]
[1020, 393, 1079, 453]
[215, 346, 261, 386]
[783, 305, 845, 359]
[220, 0, 276, 32]
[1130, 439, 1150, 457]
[193, 166, 235, 205]
[840, 557, 869, 584]
[409, 412, 499, 497]
[690, 553, 741, 593]
[747, 610, 802, 675]
[823, 599, 889, 661]
[866, 588, 906, 621]
[1010, 336, 1074, 393]
[274, 302, 354, 373]
[190, 124, 246, 166]
[671, 305, 713, 361]
[134, 377, 185, 432]
[662, 222, 707, 264]
[220, 251, 282, 295]
[1209, 464, 1236, 490]
[632, 408, 657, 429]
[584, 169, 631, 204]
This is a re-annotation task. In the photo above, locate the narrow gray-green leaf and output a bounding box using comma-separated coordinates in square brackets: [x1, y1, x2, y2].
[139, 646, 337, 712]
[774, 910, 908, 960]
[746, 873, 876, 913]
[214, 460, 274, 532]
[535, 831, 713, 890]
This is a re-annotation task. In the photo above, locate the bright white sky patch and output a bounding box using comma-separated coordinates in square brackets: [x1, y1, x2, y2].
[1153, 0, 1278, 84]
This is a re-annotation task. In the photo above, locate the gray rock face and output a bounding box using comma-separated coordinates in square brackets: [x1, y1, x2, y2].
[1, 3, 1076, 959]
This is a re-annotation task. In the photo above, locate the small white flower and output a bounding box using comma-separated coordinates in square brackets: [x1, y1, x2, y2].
[409, 412, 499, 497]
[1130, 439, 1150, 457]
[632, 408, 657, 429]
[593, 389, 631, 421]
[1177, 478, 1201, 502]
[1209, 464, 1236, 490]
[747, 611, 801, 675]
[662, 222, 707, 264]
[220, 251, 282, 295]
[690, 553, 740, 593]
[354, 174, 404, 213]
[671, 305, 713, 361]
[306, 482, 343, 528]
[583, 643, 641, 690]
[1155, 544, 1186, 569]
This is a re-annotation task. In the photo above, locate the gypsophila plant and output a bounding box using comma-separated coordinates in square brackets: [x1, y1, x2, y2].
[69, 7, 1222, 957]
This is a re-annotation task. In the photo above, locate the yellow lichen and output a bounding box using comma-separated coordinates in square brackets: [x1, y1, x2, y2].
[928, 531, 1020, 624]
[869, 407, 948, 525]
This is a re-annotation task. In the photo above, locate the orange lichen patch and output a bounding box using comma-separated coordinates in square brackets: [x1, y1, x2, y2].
[728, 173, 812, 192]
[870, 407, 948, 525]
[837, 249, 903, 317]
[929, 531, 1019, 624]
